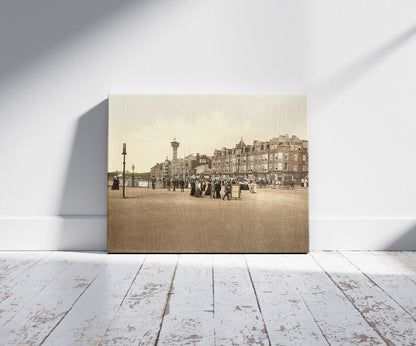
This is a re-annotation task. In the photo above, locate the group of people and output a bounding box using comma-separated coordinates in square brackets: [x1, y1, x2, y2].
[161, 176, 234, 200]
[189, 180, 232, 200]
[165, 178, 185, 192]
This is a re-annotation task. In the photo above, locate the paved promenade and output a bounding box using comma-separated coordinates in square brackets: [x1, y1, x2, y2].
[108, 186, 308, 253]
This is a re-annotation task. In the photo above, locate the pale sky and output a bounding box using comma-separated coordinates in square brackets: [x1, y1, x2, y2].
[108, 95, 307, 173]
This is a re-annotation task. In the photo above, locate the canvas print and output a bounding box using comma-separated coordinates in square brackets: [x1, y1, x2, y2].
[108, 95, 309, 253]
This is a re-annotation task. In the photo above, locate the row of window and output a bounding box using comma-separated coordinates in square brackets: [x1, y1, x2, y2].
[169, 152, 307, 172]
[272, 144, 304, 151]
[251, 144, 305, 152]
[217, 153, 307, 166]
[212, 164, 307, 173]
[218, 143, 305, 155]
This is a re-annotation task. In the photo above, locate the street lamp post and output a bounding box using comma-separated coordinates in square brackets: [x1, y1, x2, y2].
[237, 154, 240, 179]
[122, 143, 127, 198]
[131, 164, 135, 187]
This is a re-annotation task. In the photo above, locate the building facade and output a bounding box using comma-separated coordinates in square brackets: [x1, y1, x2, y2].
[151, 135, 308, 184]
[211, 135, 308, 183]
[151, 150, 212, 180]
[168, 153, 212, 179]
[150, 163, 163, 179]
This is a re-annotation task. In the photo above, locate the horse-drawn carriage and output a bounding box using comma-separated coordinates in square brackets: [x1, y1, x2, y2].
[280, 179, 295, 190]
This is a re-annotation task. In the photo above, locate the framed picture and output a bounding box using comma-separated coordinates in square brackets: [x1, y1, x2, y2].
[108, 95, 308, 253]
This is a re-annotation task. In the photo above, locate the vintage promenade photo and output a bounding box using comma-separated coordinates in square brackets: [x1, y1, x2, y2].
[108, 95, 308, 253]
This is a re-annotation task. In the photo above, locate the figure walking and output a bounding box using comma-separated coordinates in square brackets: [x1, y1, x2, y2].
[190, 181, 196, 196]
[215, 181, 221, 199]
[205, 181, 211, 196]
[223, 181, 231, 200]
[197, 180, 203, 198]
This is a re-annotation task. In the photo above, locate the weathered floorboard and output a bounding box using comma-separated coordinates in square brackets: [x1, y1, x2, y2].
[0, 252, 107, 345]
[0, 252, 73, 328]
[403, 251, 416, 265]
[100, 254, 178, 345]
[157, 255, 214, 345]
[279, 254, 384, 345]
[312, 251, 416, 345]
[0, 251, 414, 345]
[0, 251, 49, 288]
[342, 251, 416, 320]
[43, 254, 146, 345]
[245, 255, 327, 345]
[213, 255, 269, 345]
[372, 251, 416, 283]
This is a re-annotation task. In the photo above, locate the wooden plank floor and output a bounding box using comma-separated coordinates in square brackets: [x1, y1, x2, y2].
[0, 252, 415, 345]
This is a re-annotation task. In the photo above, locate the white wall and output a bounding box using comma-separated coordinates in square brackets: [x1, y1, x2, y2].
[1, 0, 415, 250]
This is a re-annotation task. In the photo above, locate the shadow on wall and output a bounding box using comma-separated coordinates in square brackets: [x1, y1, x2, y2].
[386, 224, 416, 251]
[0, 0, 138, 82]
[308, 24, 416, 111]
[307, 23, 416, 250]
[58, 100, 108, 250]
[59, 100, 108, 216]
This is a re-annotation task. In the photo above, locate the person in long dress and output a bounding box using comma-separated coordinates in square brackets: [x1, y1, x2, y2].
[190, 181, 196, 196]
[223, 181, 231, 200]
[215, 181, 221, 199]
[197, 180, 203, 197]
[205, 181, 212, 196]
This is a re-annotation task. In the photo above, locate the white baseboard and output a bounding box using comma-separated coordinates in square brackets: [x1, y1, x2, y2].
[0, 216, 106, 251]
[0, 217, 415, 251]
[310, 218, 416, 251]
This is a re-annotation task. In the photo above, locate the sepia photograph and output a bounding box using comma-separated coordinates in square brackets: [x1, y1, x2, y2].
[108, 95, 309, 253]
[3, 1, 416, 343]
